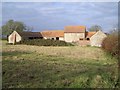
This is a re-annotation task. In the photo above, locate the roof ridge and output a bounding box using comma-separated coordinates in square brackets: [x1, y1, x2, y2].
[41, 30, 64, 32]
[65, 25, 86, 27]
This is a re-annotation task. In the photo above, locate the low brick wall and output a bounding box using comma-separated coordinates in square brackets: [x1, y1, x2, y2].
[77, 40, 90, 46]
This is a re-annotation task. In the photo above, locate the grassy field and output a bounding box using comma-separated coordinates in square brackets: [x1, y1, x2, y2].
[2, 40, 119, 88]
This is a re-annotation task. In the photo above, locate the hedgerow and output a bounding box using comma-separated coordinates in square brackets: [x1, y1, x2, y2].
[18, 39, 74, 46]
[102, 31, 119, 57]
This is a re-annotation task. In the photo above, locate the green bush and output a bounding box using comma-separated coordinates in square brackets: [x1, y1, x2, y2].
[1, 38, 7, 40]
[17, 39, 74, 46]
[102, 31, 119, 57]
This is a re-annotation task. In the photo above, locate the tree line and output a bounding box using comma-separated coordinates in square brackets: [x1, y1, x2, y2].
[1, 19, 33, 36]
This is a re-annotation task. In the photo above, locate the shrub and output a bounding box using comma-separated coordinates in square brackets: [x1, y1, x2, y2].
[17, 39, 74, 46]
[1, 38, 7, 40]
[102, 31, 119, 57]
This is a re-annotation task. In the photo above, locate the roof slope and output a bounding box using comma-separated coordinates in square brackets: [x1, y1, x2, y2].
[86, 32, 96, 38]
[41, 30, 64, 37]
[64, 26, 86, 33]
[17, 31, 42, 37]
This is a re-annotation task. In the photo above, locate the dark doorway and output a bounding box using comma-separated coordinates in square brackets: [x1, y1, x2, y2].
[56, 37, 59, 40]
[87, 38, 90, 40]
[29, 37, 34, 39]
[14, 34, 16, 43]
[52, 38, 54, 40]
[40, 37, 43, 39]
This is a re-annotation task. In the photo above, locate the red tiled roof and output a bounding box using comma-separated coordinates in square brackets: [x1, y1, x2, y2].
[86, 32, 96, 38]
[41, 30, 64, 37]
[64, 26, 86, 33]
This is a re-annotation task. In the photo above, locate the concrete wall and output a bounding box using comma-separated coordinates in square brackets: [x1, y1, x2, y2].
[8, 31, 22, 43]
[64, 33, 85, 42]
[90, 31, 107, 47]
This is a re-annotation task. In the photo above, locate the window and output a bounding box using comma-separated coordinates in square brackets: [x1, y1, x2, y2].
[56, 37, 59, 40]
[79, 38, 83, 40]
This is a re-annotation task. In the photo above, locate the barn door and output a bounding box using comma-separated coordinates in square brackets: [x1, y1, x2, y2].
[56, 37, 59, 40]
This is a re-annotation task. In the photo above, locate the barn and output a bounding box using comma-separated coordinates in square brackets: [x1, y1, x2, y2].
[64, 26, 86, 42]
[41, 30, 64, 41]
[8, 26, 107, 47]
[64, 26, 107, 47]
[8, 31, 42, 44]
[89, 30, 107, 47]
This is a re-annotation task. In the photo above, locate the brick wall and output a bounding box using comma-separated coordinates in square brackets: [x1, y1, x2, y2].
[76, 40, 90, 46]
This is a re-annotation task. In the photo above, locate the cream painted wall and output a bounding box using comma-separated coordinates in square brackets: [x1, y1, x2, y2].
[64, 33, 85, 42]
[43, 37, 64, 41]
[8, 31, 22, 43]
[90, 31, 107, 47]
[59, 37, 64, 41]
[43, 37, 47, 39]
[43, 37, 56, 40]
[8, 34, 14, 43]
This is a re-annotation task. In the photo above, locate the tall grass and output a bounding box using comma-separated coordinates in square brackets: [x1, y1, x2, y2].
[102, 30, 120, 88]
[2, 40, 119, 88]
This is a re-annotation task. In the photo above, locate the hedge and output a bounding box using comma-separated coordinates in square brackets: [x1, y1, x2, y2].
[17, 39, 74, 46]
[102, 31, 119, 57]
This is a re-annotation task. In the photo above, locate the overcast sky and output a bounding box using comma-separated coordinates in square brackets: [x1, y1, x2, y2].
[2, 2, 118, 32]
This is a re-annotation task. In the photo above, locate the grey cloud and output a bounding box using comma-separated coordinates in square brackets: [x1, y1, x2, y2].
[2, 2, 118, 32]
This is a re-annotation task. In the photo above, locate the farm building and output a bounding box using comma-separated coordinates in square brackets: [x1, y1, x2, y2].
[89, 30, 107, 47]
[41, 30, 64, 41]
[8, 31, 43, 44]
[64, 26, 86, 42]
[8, 25, 107, 47]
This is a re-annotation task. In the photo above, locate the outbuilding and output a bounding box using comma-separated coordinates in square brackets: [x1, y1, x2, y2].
[89, 30, 107, 47]
[8, 31, 42, 44]
[41, 30, 64, 41]
[8, 27, 107, 47]
[64, 26, 86, 42]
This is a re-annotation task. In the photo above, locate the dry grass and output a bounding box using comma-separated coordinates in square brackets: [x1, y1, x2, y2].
[3, 44, 106, 60]
[2, 40, 119, 88]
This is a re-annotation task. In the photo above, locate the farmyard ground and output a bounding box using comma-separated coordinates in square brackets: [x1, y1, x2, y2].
[2, 40, 118, 88]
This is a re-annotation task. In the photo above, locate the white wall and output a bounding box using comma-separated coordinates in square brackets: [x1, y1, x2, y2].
[90, 31, 107, 47]
[43, 37, 48, 39]
[8, 31, 22, 43]
[64, 33, 85, 42]
[8, 34, 13, 43]
[43, 37, 55, 40]
[59, 37, 64, 41]
[43, 37, 64, 41]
